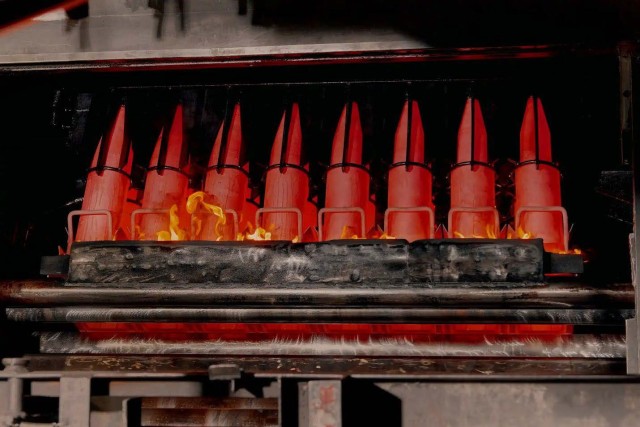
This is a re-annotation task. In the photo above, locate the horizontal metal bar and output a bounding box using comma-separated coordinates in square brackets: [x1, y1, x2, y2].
[140, 408, 279, 427]
[37, 332, 626, 359]
[141, 397, 278, 410]
[7, 307, 633, 324]
[0, 280, 633, 308]
[0, 0, 622, 72]
[21, 353, 631, 379]
[0, 34, 616, 72]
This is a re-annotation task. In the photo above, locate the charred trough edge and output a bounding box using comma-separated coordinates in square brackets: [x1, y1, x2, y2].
[23, 354, 628, 378]
[7, 307, 633, 324]
[67, 239, 552, 284]
[37, 332, 626, 359]
[1, 280, 632, 308]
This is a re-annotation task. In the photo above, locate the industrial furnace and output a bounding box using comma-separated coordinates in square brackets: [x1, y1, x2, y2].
[0, 1, 638, 426]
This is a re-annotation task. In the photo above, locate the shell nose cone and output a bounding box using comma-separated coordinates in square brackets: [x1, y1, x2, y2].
[457, 97, 488, 164]
[149, 104, 188, 170]
[209, 102, 244, 168]
[330, 102, 363, 166]
[393, 100, 425, 164]
[90, 105, 132, 172]
[520, 96, 552, 163]
[269, 103, 303, 167]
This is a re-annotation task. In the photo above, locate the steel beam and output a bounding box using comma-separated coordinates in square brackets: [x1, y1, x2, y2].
[37, 332, 626, 359]
[0, 280, 633, 309]
[624, 42, 640, 374]
[6, 306, 633, 324]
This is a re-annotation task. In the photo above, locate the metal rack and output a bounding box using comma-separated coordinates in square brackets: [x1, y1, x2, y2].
[0, 1, 639, 425]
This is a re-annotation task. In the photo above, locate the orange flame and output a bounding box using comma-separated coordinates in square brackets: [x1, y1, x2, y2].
[505, 226, 534, 239]
[366, 225, 395, 240]
[340, 225, 361, 239]
[486, 224, 497, 239]
[246, 227, 272, 241]
[156, 204, 187, 241]
[506, 226, 582, 254]
[186, 191, 226, 240]
[241, 222, 272, 241]
[556, 248, 582, 255]
[134, 225, 145, 240]
[453, 224, 497, 239]
[516, 226, 533, 239]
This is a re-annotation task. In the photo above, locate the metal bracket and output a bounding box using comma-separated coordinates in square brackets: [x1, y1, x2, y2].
[447, 206, 500, 238]
[130, 208, 170, 240]
[256, 207, 303, 239]
[515, 205, 570, 252]
[208, 364, 242, 381]
[318, 207, 366, 241]
[384, 206, 435, 239]
[67, 209, 113, 252]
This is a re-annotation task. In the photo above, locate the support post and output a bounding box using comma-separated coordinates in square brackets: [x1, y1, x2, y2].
[300, 380, 342, 427]
[59, 376, 91, 427]
[623, 42, 640, 374]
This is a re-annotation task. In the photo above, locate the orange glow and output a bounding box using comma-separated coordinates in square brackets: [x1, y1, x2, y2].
[367, 226, 382, 239]
[241, 222, 272, 241]
[186, 191, 226, 240]
[453, 224, 497, 239]
[134, 225, 145, 240]
[113, 228, 123, 240]
[554, 248, 583, 255]
[506, 225, 582, 255]
[246, 227, 272, 241]
[485, 223, 497, 239]
[506, 226, 534, 239]
[517, 226, 533, 239]
[156, 204, 187, 241]
[365, 226, 395, 240]
[340, 225, 361, 239]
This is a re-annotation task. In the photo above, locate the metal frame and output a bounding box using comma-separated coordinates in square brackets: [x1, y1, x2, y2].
[0, 4, 639, 424]
[0, 0, 630, 72]
[66, 209, 113, 252]
[4, 355, 640, 426]
[624, 43, 640, 374]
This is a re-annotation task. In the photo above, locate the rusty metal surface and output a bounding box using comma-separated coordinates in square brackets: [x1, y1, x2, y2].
[0, 280, 633, 308]
[140, 408, 278, 427]
[37, 332, 626, 359]
[141, 397, 278, 410]
[19, 354, 631, 378]
[7, 306, 632, 324]
[306, 381, 341, 427]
